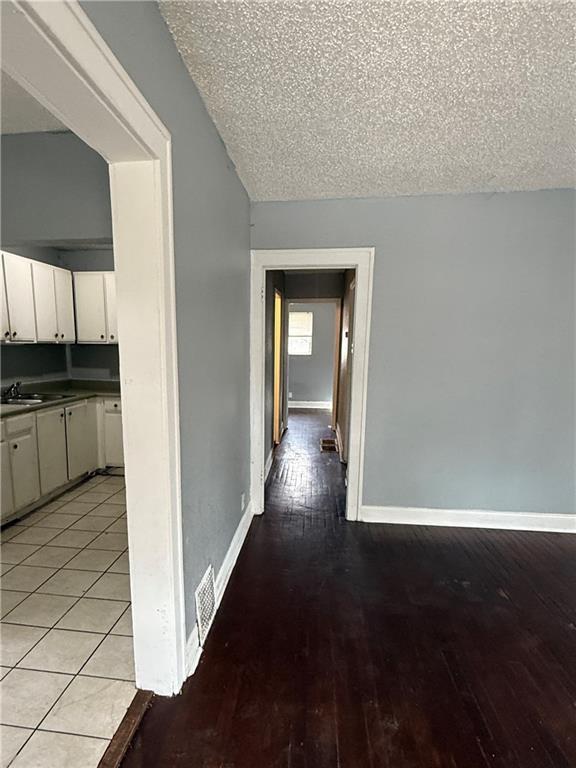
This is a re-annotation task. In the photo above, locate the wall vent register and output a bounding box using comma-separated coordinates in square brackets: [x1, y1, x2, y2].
[195, 564, 216, 646]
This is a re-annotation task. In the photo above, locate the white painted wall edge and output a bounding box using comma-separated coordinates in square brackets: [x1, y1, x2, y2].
[185, 500, 254, 677]
[265, 449, 274, 481]
[360, 505, 576, 533]
[288, 401, 332, 410]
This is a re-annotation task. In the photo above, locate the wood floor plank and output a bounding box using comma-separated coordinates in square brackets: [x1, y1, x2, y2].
[121, 411, 576, 767]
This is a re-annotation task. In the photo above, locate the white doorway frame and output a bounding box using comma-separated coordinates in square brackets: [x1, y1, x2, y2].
[2, 1, 186, 695]
[251, 248, 374, 521]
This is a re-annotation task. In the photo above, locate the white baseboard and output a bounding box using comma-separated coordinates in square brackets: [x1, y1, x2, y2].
[264, 449, 274, 481]
[215, 501, 254, 603]
[288, 400, 332, 410]
[185, 500, 254, 678]
[360, 505, 576, 533]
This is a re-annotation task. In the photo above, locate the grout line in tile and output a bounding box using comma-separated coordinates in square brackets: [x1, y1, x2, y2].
[35, 726, 110, 740]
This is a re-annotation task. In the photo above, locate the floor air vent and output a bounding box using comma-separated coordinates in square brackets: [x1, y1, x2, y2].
[195, 564, 216, 646]
[320, 438, 337, 452]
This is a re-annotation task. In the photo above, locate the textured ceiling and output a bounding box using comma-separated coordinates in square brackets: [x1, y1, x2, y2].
[1, 72, 67, 135]
[160, 0, 575, 201]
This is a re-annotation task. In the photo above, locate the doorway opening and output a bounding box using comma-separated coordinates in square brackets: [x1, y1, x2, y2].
[251, 249, 374, 522]
[2, 1, 186, 696]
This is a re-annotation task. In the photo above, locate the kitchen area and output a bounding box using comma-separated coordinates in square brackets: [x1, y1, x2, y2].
[0, 71, 140, 767]
[1, 248, 124, 525]
[1, 246, 136, 767]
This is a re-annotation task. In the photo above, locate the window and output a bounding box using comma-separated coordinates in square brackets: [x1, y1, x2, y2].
[288, 311, 313, 355]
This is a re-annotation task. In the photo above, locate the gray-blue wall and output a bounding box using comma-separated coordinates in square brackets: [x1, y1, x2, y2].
[288, 302, 335, 404]
[1, 133, 112, 244]
[252, 190, 576, 515]
[81, 0, 251, 635]
[1, 1, 252, 638]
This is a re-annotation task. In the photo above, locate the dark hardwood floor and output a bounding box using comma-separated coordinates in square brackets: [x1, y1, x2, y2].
[121, 411, 576, 768]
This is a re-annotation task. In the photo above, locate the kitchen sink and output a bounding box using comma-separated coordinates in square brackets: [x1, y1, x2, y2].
[1, 393, 69, 406]
[21, 393, 68, 401]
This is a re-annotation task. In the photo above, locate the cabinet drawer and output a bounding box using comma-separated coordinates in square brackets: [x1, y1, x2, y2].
[104, 398, 122, 414]
[5, 413, 35, 436]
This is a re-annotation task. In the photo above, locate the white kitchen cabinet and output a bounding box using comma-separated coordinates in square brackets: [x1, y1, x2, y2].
[2, 251, 37, 342]
[32, 261, 59, 342]
[74, 272, 107, 342]
[54, 268, 75, 342]
[5, 415, 41, 510]
[104, 399, 124, 466]
[74, 272, 117, 344]
[104, 273, 118, 343]
[66, 400, 98, 479]
[1, 441, 15, 522]
[1, 271, 10, 343]
[37, 407, 68, 495]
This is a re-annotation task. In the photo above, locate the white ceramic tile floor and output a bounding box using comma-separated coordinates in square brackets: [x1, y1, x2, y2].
[0, 475, 135, 767]
[1, 725, 34, 767]
[20, 547, 80, 569]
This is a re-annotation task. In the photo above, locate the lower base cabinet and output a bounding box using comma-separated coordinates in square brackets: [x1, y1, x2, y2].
[1, 395, 121, 524]
[104, 399, 124, 466]
[4, 415, 41, 513]
[37, 408, 68, 495]
[1, 441, 15, 522]
[66, 400, 98, 479]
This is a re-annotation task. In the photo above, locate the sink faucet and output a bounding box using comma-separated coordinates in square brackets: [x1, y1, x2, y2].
[3, 381, 22, 399]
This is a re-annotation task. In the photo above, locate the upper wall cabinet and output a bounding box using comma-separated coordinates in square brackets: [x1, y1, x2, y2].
[2, 251, 37, 342]
[74, 272, 118, 344]
[32, 261, 76, 343]
[53, 268, 76, 342]
[32, 261, 58, 342]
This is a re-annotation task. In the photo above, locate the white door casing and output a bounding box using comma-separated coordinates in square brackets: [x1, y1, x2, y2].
[250, 249, 374, 522]
[2, 0, 185, 694]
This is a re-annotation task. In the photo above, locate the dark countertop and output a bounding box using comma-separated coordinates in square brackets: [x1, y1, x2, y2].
[1, 379, 121, 419]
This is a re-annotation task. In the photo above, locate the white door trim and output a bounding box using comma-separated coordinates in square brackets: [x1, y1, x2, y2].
[3, 0, 186, 695]
[250, 248, 374, 521]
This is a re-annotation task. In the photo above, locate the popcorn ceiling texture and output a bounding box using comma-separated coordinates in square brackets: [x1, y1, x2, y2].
[159, 1, 576, 201]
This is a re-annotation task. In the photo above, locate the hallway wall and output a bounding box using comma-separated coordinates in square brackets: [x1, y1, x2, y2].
[252, 190, 576, 516]
[288, 302, 335, 405]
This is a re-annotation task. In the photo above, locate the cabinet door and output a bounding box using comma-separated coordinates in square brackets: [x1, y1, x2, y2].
[104, 409, 124, 466]
[32, 262, 59, 342]
[54, 268, 75, 342]
[2, 252, 37, 342]
[1, 441, 15, 522]
[37, 408, 68, 495]
[74, 273, 107, 343]
[1, 268, 10, 342]
[104, 273, 118, 343]
[66, 400, 98, 479]
[10, 431, 41, 510]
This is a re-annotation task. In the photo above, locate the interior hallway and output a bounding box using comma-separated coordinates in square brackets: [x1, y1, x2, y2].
[121, 411, 576, 767]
